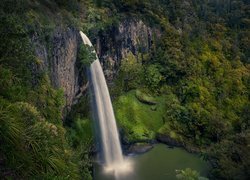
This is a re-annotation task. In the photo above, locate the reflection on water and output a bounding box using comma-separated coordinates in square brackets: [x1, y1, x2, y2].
[94, 144, 210, 180]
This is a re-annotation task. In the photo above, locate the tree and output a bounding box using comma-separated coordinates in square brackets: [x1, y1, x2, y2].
[117, 52, 143, 91]
[145, 64, 163, 92]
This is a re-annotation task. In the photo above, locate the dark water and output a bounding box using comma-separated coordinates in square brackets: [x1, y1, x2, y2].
[94, 144, 210, 180]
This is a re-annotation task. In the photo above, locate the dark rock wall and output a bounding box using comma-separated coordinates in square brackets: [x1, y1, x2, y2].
[31, 27, 86, 112]
[94, 18, 161, 81]
[30, 18, 160, 113]
[50, 28, 82, 110]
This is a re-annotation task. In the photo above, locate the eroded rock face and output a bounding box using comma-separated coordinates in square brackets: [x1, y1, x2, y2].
[156, 133, 183, 147]
[95, 18, 161, 81]
[50, 28, 81, 110]
[31, 27, 86, 113]
[30, 18, 160, 115]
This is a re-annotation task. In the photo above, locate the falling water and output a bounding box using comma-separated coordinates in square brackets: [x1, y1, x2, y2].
[79, 31, 131, 176]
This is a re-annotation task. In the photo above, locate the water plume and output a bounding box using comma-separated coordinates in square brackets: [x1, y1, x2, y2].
[79, 31, 132, 177]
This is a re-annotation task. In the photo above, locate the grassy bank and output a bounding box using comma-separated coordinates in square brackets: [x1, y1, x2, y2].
[114, 90, 166, 142]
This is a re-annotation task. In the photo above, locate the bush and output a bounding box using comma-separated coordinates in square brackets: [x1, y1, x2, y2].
[176, 168, 209, 180]
[117, 52, 144, 91]
[0, 98, 79, 179]
[78, 44, 96, 68]
[144, 65, 164, 92]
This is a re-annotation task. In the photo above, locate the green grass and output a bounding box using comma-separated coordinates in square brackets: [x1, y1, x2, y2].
[113, 90, 166, 142]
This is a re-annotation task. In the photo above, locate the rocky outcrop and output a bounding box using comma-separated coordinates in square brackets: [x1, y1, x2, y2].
[126, 143, 154, 155]
[94, 18, 161, 81]
[31, 27, 87, 113]
[156, 133, 184, 147]
[50, 28, 83, 110]
[30, 18, 160, 114]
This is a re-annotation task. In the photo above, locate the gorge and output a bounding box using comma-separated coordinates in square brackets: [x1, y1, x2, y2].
[79, 32, 209, 180]
[0, 1, 249, 180]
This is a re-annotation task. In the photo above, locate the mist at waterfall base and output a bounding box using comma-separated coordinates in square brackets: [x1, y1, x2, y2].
[80, 31, 133, 178]
[94, 144, 210, 180]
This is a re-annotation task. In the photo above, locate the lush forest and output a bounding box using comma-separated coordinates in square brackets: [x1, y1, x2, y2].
[0, 0, 249, 179]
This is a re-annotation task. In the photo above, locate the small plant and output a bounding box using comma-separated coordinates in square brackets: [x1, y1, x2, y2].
[78, 44, 96, 67]
[176, 168, 209, 180]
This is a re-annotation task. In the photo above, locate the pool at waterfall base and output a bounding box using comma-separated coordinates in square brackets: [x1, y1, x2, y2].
[94, 144, 210, 180]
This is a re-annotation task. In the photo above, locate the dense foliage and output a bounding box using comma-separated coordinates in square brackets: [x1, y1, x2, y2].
[108, 0, 250, 179]
[0, 0, 249, 179]
[78, 44, 97, 67]
[0, 0, 92, 179]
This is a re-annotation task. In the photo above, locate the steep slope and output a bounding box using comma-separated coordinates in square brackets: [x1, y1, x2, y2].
[95, 18, 161, 80]
[0, 0, 91, 178]
[32, 27, 86, 112]
[0, 0, 249, 179]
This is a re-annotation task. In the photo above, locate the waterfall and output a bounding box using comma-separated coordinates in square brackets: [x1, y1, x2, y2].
[79, 31, 131, 176]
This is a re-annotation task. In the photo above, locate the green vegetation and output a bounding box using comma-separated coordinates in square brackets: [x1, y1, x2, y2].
[114, 90, 165, 141]
[144, 65, 164, 93]
[208, 131, 250, 179]
[114, 52, 144, 93]
[0, 71, 80, 178]
[0, 0, 93, 179]
[0, 0, 249, 179]
[110, 0, 250, 179]
[65, 95, 94, 180]
[78, 44, 96, 67]
[176, 168, 209, 180]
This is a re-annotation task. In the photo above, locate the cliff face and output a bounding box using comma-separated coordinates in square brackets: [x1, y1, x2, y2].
[30, 18, 159, 112]
[50, 28, 82, 110]
[95, 18, 161, 81]
[31, 27, 86, 112]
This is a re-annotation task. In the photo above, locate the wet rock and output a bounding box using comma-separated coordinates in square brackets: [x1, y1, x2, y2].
[156, 133, 183, 147]
[127, 143, 154, 155]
